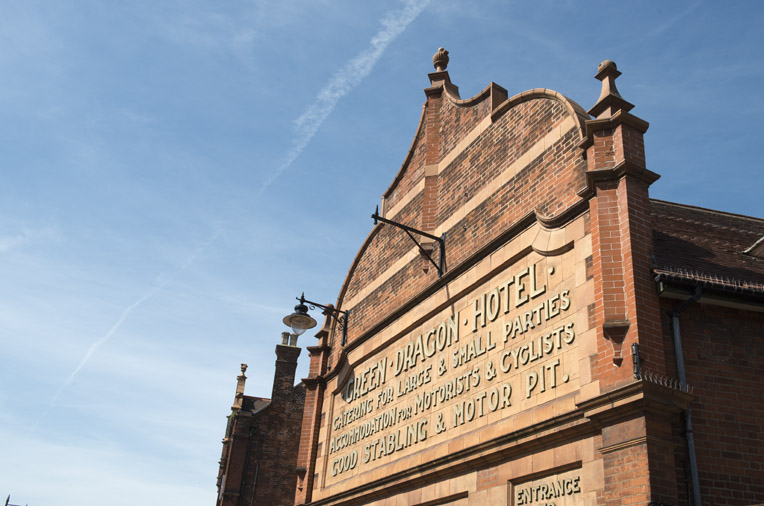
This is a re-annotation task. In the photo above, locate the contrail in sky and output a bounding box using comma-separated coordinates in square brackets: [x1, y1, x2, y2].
[36, 0, 428, 427]
[257, 0, 431, 194]
[645, 1, 702, 38]
[36, 231, 221, 427]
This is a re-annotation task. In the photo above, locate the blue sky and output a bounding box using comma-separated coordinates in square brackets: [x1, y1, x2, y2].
[1, 1, 762, 504]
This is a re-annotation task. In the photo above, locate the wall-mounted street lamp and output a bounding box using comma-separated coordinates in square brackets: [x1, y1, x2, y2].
[283, 293, 350, 346]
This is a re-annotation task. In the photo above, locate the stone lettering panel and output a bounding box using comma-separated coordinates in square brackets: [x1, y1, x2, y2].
[323, 252, 584, 485]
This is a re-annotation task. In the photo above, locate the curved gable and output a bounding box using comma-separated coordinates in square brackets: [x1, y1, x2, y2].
[332, 72, 590, 359]
[296, 55, 677, 506]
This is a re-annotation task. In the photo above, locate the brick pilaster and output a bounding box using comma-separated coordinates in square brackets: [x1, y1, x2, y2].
[294, 313, 332, 504]
[422, 69, 448, 233]
[582, 60, 678, 506]
[422, 93, 439, 232]
[582, 60, 663, 388]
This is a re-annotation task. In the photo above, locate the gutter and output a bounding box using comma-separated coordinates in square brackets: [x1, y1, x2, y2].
[666, 284, 703, 506]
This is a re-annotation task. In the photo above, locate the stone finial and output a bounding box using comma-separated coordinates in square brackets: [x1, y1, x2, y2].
[433, 47, 449, 71]
[233, 363, 248, 410]
[588, 59, 634, 119]
[596, 60, 622, 99]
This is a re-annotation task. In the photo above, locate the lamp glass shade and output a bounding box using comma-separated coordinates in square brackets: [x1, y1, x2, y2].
[283, 311, 317, 336]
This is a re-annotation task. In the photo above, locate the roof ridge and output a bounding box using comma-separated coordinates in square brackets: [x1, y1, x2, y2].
[652, 211, 762, 237]
[651, 198, 764, 223]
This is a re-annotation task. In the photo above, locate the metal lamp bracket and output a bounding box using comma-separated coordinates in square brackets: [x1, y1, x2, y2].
[371, 206, 446, 277]
[297, 293, 350, 346]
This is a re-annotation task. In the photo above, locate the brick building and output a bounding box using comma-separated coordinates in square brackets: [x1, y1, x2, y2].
[218, 49, 764, 505]
[289, 49, 764, 506]
[215, 333, 305, 506]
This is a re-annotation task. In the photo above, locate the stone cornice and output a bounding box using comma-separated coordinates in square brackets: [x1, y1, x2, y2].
[301, 376, 326, 388]
[577, 380, 694, 424]
[577, 160, 661, 200]
[578, 109, 649, 152]
[598, 434, 676, 455]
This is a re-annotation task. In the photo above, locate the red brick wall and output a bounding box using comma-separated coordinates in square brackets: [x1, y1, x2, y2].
[248, 384, 306, 506]
[438, 94, 491, 158]
[436, 100, 580, 222]
[602, 443, 651, 504]
[337, 96, 586, 363]
[661, 301, 764, 505]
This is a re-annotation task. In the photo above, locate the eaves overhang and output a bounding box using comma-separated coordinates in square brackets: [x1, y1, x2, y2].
[655, 270, 764, 313]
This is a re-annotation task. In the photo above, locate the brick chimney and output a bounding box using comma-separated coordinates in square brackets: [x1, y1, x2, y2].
[271, 332, 301, 403]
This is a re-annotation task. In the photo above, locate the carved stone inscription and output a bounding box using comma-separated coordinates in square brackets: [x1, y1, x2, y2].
[327, 257, 579, 481]
[512, 468, 583, 506]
